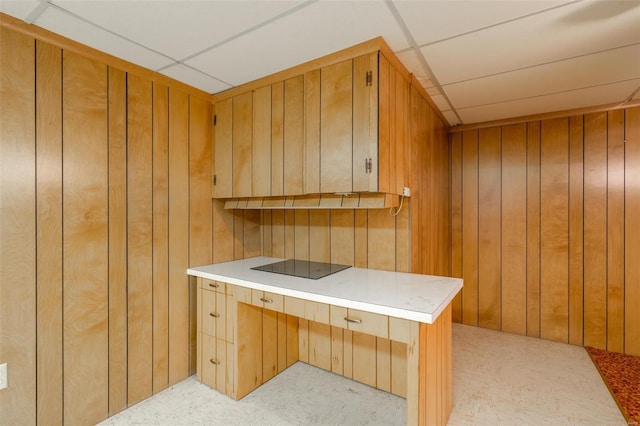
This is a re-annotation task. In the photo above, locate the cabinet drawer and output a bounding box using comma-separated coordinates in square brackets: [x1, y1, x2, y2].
[202, 334, 227, 393]
[201, 289, 227, 339]
[330, 306, 389, 339]
[251, 290, 284, 312]
[201, 278, 226, 294]
[284, 296, 305, 317]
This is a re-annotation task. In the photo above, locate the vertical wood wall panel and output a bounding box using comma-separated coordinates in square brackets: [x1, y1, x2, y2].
[450, 133, 463, 322]
[1, 23, 218, 423]
[36, 40, 63, 425]
[477, 127, 501, 330]
[152, 83, 170, 393]
[63, 50, 109, 425]
[0, 27, 36, 425]
[108, 67, 128, 415]
[500, 124, 527, 335]
[461, 130, 479, 326]
[568, 116, 584, 346]
[127, 74, 154, 405]
[526, 122, 541, 338]
[583, 112, 608, 349]
[625, 107, 640, 356]
[452, 106, 639, 354]
[168, 88, 190, 384]
[607, 109, 625, 353]
[539, 118, 569, 343]
[189, 95, 213, 373]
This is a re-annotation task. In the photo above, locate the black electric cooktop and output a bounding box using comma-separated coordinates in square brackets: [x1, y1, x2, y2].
[251, 259, 351, 280]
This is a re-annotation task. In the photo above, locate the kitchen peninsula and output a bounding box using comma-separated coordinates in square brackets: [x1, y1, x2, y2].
[188, 257, 463, 426]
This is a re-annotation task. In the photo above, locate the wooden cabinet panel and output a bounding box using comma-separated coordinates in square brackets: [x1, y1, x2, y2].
[232, 92, 252, 197]
[201, 289, 217, 337]
[252, 86, 271, 196]
[305, 70, 321, 194]
[202, 335, 227, 394]
[284, 76, 304, 195]
[320, 59, 353, 193]
[353, 53, 378, 192]
[271, 82, 284, 196]
[213, 98, 232, 198]
[284, 296, 305, 317]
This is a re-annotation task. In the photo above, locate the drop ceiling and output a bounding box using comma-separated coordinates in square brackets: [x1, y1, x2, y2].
[2, 0, 639, 126]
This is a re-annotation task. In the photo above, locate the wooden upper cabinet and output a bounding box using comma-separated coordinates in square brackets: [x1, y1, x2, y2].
[213, 98, 232, 198]
[212, 49, 410, 199]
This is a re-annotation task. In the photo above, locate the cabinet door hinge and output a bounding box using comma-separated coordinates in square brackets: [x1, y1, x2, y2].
[365, 71, 373, 86]
[213, 115, 217, 126]
[364, 158, 372, 173]
[213, 174, 217, 186]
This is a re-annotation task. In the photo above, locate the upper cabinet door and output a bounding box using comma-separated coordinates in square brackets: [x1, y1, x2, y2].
[283, 76, 305, 196]
[320, 59, 353, 193]
[353, 52, 379, 193]
[213, 98, 233, 198]
[252, 86, 272, 197]
[232, 92, 252, 198]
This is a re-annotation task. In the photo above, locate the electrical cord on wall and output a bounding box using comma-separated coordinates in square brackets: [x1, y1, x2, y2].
[390, 195, 404, 217]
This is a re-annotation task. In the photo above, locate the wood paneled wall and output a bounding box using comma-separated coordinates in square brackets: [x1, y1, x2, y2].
[451, 107, 640, 356]
[0, 23, 260, 425]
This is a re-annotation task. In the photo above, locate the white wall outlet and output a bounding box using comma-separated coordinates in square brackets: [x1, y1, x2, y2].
[0, 363, 7, 390]
[402, 187, 411, 197]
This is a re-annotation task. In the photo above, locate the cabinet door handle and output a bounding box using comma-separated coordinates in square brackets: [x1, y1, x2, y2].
[210, 359, 221, 365]
[344, 317, 362, 324]
[209, 283, 219, 288]
[209, 312, 220, 318]
[260, 297, 273, 304]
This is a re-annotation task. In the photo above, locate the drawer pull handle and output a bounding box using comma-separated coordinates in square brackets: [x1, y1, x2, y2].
[260, 297, 273, 304]
[210, 359, 220, 365]
[209, 283, 219, 288]
[209, 312, 220, 318]
[344, 317, 362, 324]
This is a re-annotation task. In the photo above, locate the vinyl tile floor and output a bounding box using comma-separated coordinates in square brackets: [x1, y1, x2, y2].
[98, 324, 626, 425]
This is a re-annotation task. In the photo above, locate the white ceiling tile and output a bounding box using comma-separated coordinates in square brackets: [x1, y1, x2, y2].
[51, 0, 307, 60]
[160, 64, 231, 94]
[394, 0, 568, 46]
[457, 78, 640, 123]
[444, 44, 640, 108]
[429, 94, 452, 114]
[186, 0, 408, 86]
[0, 1, 40, 21]
[34, 7, 173, 71]
[422, 0, 640, 85]
[441, 110, 460, 126]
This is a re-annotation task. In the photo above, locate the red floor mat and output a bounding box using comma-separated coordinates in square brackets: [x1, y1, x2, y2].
[586, 346, 640, 425]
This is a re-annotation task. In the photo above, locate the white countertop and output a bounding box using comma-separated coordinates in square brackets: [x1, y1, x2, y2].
[188, 257, 462, 324]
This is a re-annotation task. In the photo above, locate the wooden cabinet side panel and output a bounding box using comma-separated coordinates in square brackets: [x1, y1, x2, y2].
[213, 98, 233, 198]
[233, 92, 253, 197]
[321, 59, 353, 193]
[352, 332, 377, 388]
[377, 54, 390, 194]
[236, 303, 263, 398]
[284, 76, 304, 195]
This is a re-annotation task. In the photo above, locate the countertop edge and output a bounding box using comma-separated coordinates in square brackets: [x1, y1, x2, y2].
[187, 265, 462, 324]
